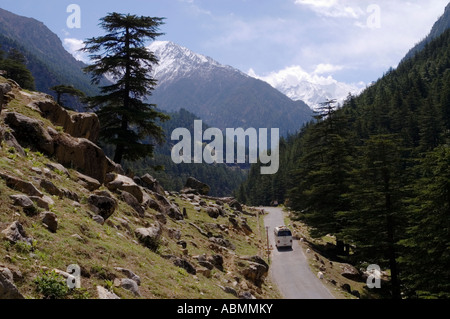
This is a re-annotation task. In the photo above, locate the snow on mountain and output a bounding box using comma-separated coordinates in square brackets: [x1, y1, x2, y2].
[148, 41, 242, 86]
[248, 65, 366, 111]
[146, 40, 312, 137]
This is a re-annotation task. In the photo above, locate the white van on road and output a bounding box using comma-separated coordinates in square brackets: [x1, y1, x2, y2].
[274, 226, 293, 249]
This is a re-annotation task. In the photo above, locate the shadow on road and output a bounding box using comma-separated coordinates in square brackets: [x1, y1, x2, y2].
[276, 247, 294, 253]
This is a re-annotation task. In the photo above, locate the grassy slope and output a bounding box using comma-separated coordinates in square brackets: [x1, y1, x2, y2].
[0, 78, 282, 300]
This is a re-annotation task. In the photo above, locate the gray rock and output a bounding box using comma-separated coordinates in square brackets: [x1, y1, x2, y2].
[182, 177, 210, 196]
[88, 195, 117, 220]
[106, 175, 144, 203]
[120, 191, 145, 217]
[4, 112, 54, 155]
[120, 278, 141, 296]
[39, 179, 63, 197]
[76, 172, 101, 191]
[141, 173, 165, 196]
[41, 211, 58, 233]
[0, 173, 43, 198]
[92, 215, 105, 225]
[340, 263, 361, 281]
[135, 223, 162, 250]
[114, 267, 141, 286]
[206, 207, 220, 219]
[0, 270, 25, 299]
[1, 221, 32, 245]
[30, 195, 55, 210]
[10, 194, 34, 209]
[96, 285, 120, 299]
[172, 257, 197, 275]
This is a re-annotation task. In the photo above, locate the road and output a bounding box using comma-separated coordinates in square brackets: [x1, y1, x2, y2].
[263, 207, 335, 299]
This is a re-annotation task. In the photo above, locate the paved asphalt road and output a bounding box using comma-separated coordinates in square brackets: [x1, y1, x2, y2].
[263, 207, 335, 299]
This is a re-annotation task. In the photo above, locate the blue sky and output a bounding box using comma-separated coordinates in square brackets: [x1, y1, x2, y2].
[1, 0, 448, 86]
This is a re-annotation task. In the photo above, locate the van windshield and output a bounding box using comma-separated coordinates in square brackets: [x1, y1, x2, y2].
[277, 230, 292, 237]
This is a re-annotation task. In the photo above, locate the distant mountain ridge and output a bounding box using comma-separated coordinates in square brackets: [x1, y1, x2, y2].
[0, 7, 102, 109]
[403, 2, 450, 61]
[148, 41, 313, 137]
[249, 66, 365, 111]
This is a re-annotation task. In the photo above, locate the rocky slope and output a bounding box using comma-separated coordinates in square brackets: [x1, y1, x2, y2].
[0, 76, 280, 300]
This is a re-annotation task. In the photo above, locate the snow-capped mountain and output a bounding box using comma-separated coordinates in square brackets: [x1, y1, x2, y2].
[249, 66, 366, 111]
[148, 41, 242, 86]
[147, 41, 312, 136]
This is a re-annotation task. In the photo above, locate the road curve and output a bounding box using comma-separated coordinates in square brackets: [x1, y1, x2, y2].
[263, 207, 335, 299]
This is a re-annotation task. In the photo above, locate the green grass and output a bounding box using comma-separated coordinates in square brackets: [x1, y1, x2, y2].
[0, 82, 282, 299]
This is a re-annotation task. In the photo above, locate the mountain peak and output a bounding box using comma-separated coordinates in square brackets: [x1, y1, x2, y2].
[148, 41, 240, 86]
[403, 3, 450, 61]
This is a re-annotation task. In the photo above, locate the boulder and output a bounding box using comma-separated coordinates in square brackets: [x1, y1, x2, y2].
[96, 286, 120, 300]
[229, 199, 243, 212]
[340, 264, 362, 281]
[75, 172, 101, 191]
[0, 173, 43, 198]
[206, 207, 220, 219]
[0, 270, 24, 299]
[45, 162, 70, 177]
[10, 194, 34, 209]
[39, 179, 63, 197]
[0, 82, 12, 113]
[119, 278, 141, 296]
[120, 191, 145, 217]
[88, 195, 118, 221]
[182, 177, 210, 196]
[240, 256, 269, 287]
[92, 215, 105, 225]
[107, 175, 144, 203]
[4, 112, 54, 155]
[141, 174, 165, 196]
[52, 133, 112, 184]
[1, 221, 32, 245]
[114, 268, 141, 286]
[241, 221, 253, 236]
[37, 99, 100, 143]
[241, 261, 269, 287]
[209, 237, 235, 250]
[135, 223, 162, 249]
[30, 195, 55, 210]
[172, 257, 197, 275]
[210, 254, 224, 271]
[41, 211, 58, 233]
[0, 126, 25, 156]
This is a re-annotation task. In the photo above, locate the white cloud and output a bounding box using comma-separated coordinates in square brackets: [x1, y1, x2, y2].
[249, 65, 365, 110]
[294, 0, 364, 18]
[314, 63, 344, 75]
[63, 38, 89, 63]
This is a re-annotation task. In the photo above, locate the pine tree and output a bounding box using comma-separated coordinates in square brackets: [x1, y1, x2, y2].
[290, 100, 354, 246]
[341, 134, 406, 299]
[0, 48, 35, 90]
[82, 13, 170, 164]
[399, 146, 450, 298]
[50, 85, 86, 109]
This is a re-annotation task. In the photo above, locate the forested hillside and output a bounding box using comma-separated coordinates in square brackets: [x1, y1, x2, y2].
[0, 8, 104, 110]
[240, 28, 450, 299]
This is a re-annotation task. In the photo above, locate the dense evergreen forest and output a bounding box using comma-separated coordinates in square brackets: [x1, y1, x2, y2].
[239, 29, 450, 299]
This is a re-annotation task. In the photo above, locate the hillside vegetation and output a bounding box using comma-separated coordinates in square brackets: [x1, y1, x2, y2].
[240, 28, 450, 299]
[0, 76, 281, 299]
